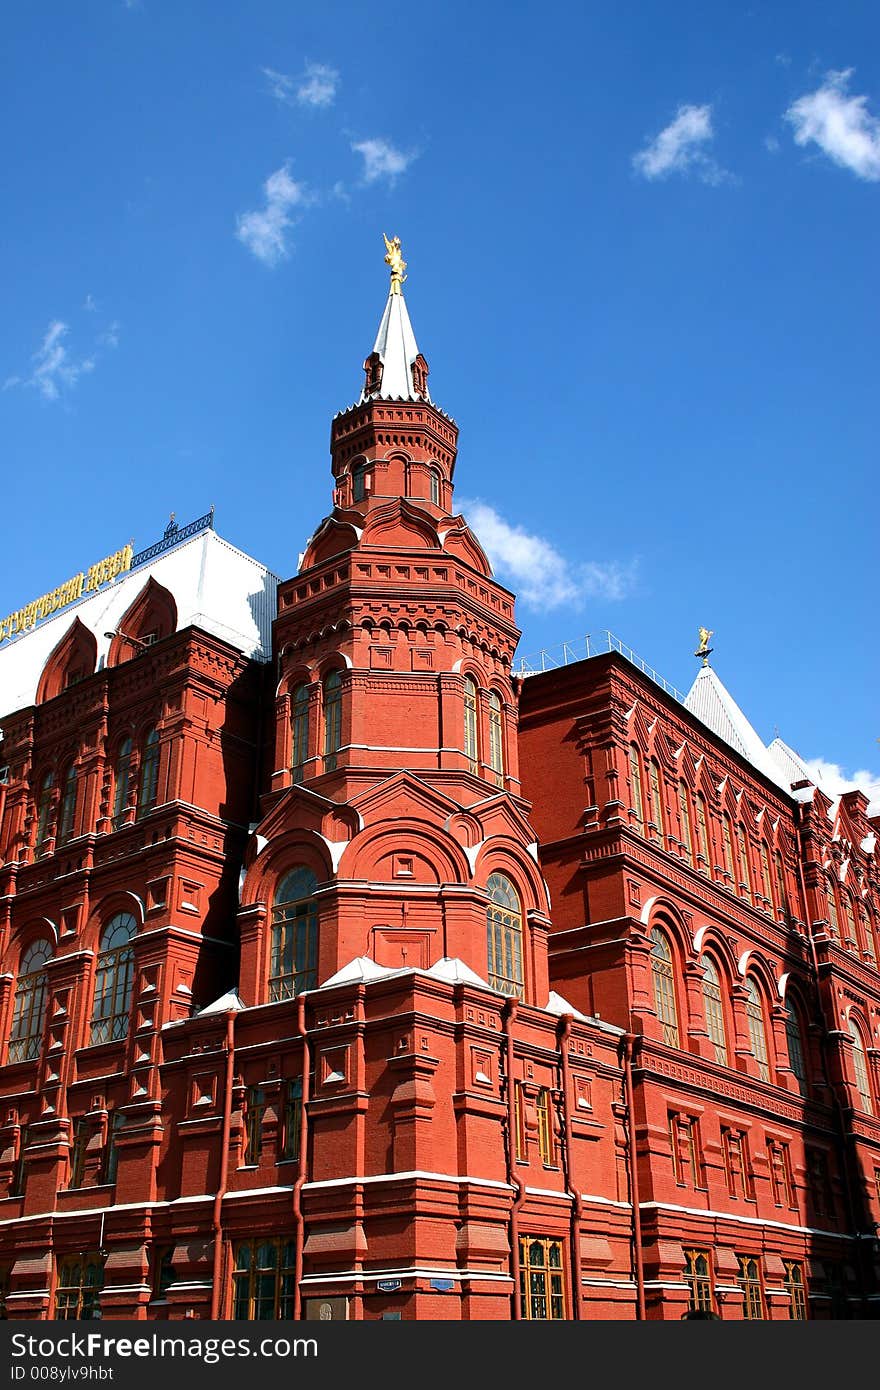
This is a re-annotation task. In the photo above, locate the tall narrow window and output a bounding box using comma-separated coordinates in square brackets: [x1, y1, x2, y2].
[57, 764, 77, 846]
[351, 463, 366, 503]
[35, 771, 54, 851]
[112, 738, 133, 828]
[90, 913, 136, 1044]
[678, 782, 693, 864]
[514, 1083, 527, 1162]
[429, 468, 440, 505]
[695, 794, 710, 874]
[270, 867, 318, 1001]
[669, 1112, 701, 1187]
[737, 1256, 765, 1320]
[722, 1127, 754, 1200]
[486, 872, 523, 1000]
[744, 977, 771, 1083]
[290, 684, 310, 785]
[487, 692, 504, 787]
[768, 1140, 795, 1208]
[783, 1261, 807, 1320]
[862, 907, 877, 966]
[650, 927, 679, 1047]
[322, 671, 342, 772]
[785, 997, 808, 1096]
[848, 1019, 872, 1113]
[55, 1257, 103, 1320]
[842, 894, 858, 952]
[760, 841, 774, 913]
[232, 1241, 296, 1320]
[629, 745, 644, 832]
[519, 1237, 565, 1321]
[243, 1087, 266, 1165]
[721, 813, 735, 883]
[735, 822, 753, 903]
[69, 1118, 90, 1189]
[8, 940, 51, 1063]
[775, 850, 789, 920]
[683, 1250, 714, 1314]
[806, 1148, 834, 1219]
[10, 1125, 28, 1197]
[464, 677, 479, 776]
[137, 728, 159, 818]
[281, 1077, 303, 1162]
[536, 1089, 554, 1165]
[103, 1112, 125, 1185]
[825, 878, 840, 938]
[649, 760, 664, 843]
[701, 958, 728, 1065]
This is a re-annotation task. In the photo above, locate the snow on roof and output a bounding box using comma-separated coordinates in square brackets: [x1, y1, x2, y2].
[196, 989, 246, 1015]
[320, 956, 403, 987]
[358, 288, 432, 405]
[0, 526, 280, 718]
[425, 957, 490, 987]
[546, 991, 624, 1035]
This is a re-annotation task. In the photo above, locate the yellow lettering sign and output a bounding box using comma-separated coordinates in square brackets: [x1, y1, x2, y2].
[0, 544, 132, 646]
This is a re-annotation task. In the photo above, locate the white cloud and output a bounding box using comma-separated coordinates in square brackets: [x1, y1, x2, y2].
[457, 498, 635, 611]
[99, 320, 120, 349]
[800, 758, 880, 817]
[784, 69, 880, 182]
[352, 137, 415, 184]
[632, 103, 730, 185]
[235, 162, 309, 267]
[4, 320, 95, 402]
[83, 293, 97, 312]
[262, 62, 339, 109]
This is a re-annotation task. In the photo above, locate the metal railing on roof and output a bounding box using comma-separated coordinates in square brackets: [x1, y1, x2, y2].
[130, 507, 215, 570]
[513, 630, 686, 703]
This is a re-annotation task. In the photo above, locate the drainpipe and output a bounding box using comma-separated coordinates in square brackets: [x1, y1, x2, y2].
[557, 1013, 583, 1320]
[210, 1010, 236, 1320]
[621, 1033, 646, 1319]
[503, 998, 525, 1319]
[291, 993, 312, 1321]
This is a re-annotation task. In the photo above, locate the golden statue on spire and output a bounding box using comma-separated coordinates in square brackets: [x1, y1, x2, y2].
[383, 233, 407, 294]
[695, 626, 714, 667]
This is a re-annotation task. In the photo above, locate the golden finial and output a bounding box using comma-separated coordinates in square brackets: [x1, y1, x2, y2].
[383, 233, 407, 295]
[695, 626, 714, 667]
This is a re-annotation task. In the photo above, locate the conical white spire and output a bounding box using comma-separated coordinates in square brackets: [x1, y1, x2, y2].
[359, 289, 432, 405]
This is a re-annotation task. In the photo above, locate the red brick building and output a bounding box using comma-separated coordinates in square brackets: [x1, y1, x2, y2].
[0, 255, 877, 1320]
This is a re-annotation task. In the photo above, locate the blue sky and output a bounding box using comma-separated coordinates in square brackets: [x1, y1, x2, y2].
[2, 1, 878, 808]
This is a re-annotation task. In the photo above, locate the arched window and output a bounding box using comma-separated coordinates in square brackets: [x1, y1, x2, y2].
[825, 877, 840, 938]
[678, 782, 693, 865]
[701, 958, 728, 1065]
[270, 867, 318, 1001]
[57, 764, 78, 846]
[464, 678, 479, 776]
[695, 794, 710, 875]
[487, 691, 504, 787]
[112, 738, 133, 829]
[137, 728, 159, 819]
[650, 927, 679, 1047]
[90, 913, 136, 1044]
[784, 996, 808, 1096]
[744, 977, 770, 1083]
[649, 760, 664, 843]
[735, 822, 753, 903]
[35, 771, 54, 851]
[759, 841, 774, 913]
[290, 684, 310, 785]
[486, 872, 523, 999]
[848, 1018, 872, 1113]
[629, 745, 644, 833]
[8, 940, 52, 1062]
[351, 463, 367, 503]
[721, 813, 735, 884]
[429, 468, 440, 506]
[862, 906, 877, 966]
[323, 672, 342, 772]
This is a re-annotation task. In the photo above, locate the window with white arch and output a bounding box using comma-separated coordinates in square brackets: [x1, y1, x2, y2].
[701, 957, 728, 1065]
[744, 977, 771, 1084]
[270, 867, 318, 1001]
[486, 872, 523, 999]
[784, 996, 808, 1096]
[650, 928, 679, 1047]
[848, 1018, 873, 1114]
[90, 913, 136, 1044]
[487, 691, 504, 787]
[464, 678, 479, 776]
[8, 940, 52, 1063]
[290, 684, 310, 785]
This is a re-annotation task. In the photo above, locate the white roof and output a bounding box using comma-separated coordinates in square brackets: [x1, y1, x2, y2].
[684, 664, 790, 791]
[0, 527, 279, 718]
[358, 289, 432, 405]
